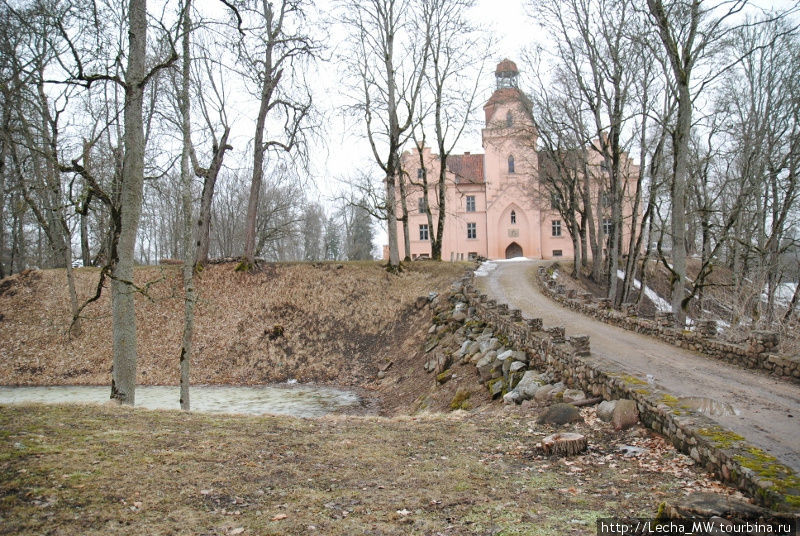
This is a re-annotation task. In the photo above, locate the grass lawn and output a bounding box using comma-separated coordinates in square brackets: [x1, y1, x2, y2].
[0, 403, 734, 535]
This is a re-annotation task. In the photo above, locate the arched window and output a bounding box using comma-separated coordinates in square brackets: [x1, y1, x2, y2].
[510, 210, 516, 224]
[506, 111, 513, 127]
[508, 155, 515, 173]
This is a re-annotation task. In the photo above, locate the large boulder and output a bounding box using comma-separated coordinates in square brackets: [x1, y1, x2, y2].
[503, 390, 521, 405]
[516, 371, 545, 399]
[476, 355, 494, 383]
[509, 361, 527, 374]
[534, 384, 556, 403]
[611, 399, 639, 430]
[536, 403, 584, 425]
[480, 338, 501, 353]
[562, 389, 586, 404]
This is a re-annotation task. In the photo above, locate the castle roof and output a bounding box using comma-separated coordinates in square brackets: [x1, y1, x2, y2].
[447, 153, 484, 184]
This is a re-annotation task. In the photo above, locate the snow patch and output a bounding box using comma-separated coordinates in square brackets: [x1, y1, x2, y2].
[474, 261, 498, 277]
[474, 257, 533, 277]
[617, 270, 672, 314]
[764, 282, 797, 307]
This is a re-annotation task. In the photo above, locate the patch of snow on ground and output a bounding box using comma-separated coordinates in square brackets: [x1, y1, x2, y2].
[474, 261, 498, 277]
[616, 270, 672, 314]
[766, 282, 797, 307]
[494, 256, 533, 263]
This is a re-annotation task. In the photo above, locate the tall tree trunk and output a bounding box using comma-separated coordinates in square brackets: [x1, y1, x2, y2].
[179, 0, 195, 411]
[398, 170, 410, 261]
[584, 171, 600, 281]
[111, 0, 147, 405]
[195, 128, 230, 266]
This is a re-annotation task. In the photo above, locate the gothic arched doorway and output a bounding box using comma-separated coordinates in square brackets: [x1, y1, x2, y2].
[505, 242, 523, 259]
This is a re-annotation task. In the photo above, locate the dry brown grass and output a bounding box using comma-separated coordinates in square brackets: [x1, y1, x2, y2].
[0, 261, 465, 389]
[0, 403, 739, 536]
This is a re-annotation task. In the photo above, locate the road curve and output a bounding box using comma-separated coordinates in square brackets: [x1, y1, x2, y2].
[476, 259, 800, 474]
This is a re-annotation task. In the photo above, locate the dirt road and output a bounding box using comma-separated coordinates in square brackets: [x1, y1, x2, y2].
[476, 260, 800, 474]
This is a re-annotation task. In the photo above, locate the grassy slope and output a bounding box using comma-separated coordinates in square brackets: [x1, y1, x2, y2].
[0, 404, 734, 536]
[0, 261, 464, 388]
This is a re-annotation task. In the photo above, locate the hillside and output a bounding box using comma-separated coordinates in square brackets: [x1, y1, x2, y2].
[0, 262, 465, 396]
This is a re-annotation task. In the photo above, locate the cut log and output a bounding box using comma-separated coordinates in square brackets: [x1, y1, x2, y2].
[539, 432, 587, 457]
[571, 396, 603, 408]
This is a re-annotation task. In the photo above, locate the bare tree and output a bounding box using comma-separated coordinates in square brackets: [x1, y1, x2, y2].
[237, 0, 316, 268]
[340, 0, 431, 270]
[410, 0, 489, 261]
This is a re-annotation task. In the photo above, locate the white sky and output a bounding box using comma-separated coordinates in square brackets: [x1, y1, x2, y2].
[193, 0, 795, 251]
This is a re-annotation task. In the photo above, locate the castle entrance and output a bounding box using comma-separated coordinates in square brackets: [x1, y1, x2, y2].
[505, 242, 523, 259]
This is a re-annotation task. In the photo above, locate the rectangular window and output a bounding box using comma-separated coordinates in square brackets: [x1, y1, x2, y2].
[601, 192, 611, 207]
[419, 224, 429, 241]
[550, 193, 561, 210]
[553, 250, 563, 257]
[468, 252, 478, 261]
[466, 195, 476, 212]
[418, 197, 427, 214]
[417, 168, 425, 179]
[467, 222, 477, 239]
[602, 218, 613, 236]
[552, 220, 562, 237]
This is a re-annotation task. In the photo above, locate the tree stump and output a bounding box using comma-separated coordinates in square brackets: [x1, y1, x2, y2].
[539, 432, 587, 457]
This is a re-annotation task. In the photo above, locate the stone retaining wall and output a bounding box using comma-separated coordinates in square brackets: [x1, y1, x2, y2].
[536, 268, 800, 382]
[459, 274, 800, 512]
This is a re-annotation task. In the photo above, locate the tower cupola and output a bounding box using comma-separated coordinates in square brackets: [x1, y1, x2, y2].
[495, 58, 519, 89]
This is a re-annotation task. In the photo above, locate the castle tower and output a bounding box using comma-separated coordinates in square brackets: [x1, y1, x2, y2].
[481, 59, 541, 259]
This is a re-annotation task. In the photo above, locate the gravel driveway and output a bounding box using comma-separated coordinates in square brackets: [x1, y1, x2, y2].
[476, 259, 800, 473]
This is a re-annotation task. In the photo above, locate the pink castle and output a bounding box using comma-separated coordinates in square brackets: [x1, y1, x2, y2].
[388, 59, 638, 261]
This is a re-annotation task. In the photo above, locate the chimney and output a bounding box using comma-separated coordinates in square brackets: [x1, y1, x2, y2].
[464, 151, 470, 155]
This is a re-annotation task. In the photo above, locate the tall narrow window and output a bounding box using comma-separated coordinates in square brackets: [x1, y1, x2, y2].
[419, 224, 429, 241]
[506, 110, 513, 127]
[510, 210, 516, 224]
[466, 195, 476, 212]
[508, 155, 515, 173]
[550, 192, 561, 209]
[467, 222, 477, 239]
[418, 197, 427, 214]
[417, 168, 425, 179]
[552, 220, 562, 237]
[602, 218, 613, 236]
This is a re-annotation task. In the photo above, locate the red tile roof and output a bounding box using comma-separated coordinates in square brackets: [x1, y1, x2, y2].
[447, 153, 484, 184]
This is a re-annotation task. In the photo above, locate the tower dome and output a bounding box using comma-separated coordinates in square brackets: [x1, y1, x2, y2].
[495, 58, 519, 89]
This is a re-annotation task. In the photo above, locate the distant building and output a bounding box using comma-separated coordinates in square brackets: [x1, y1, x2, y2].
[388, 58, 638, 261]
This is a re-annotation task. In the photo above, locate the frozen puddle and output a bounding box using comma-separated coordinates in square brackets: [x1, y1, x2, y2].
[0, 385, 362, 417]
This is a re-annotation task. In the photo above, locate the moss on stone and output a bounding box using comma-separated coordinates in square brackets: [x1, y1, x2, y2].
[618, 374, 648, 386]
[449, 389, 472, 411]
[733, 447, 800, 510]
[436, 369, 453, 384]
[696, 427, 745, 449]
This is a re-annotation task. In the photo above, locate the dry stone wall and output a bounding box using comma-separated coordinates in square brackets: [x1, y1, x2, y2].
[536, 268, 800, 382]
[451, 273, 800, 511]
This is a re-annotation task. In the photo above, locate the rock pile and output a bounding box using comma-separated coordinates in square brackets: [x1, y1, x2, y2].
[421, 282, 592, 409]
